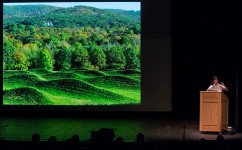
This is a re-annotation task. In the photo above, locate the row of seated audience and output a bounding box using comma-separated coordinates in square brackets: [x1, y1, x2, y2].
[0, 128, 242, 150]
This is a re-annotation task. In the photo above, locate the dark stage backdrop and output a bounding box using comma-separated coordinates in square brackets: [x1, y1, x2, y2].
[172, 0, 242, 131]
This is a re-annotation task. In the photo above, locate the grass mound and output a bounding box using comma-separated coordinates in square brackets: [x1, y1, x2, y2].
[3, 70, 29, 77]
[44, 72, 82, 79]
[3, 69, 141, 105]
[117, 69, 141, 75]
[74, 70, 107, 77]
[85, 75, 140, 89]
[28, 68, 53, 74]
[4, 72, 44, 84]
[104, 69, 140, 76]
[3, 87, 52, 105]
[37, 78, 135, 102]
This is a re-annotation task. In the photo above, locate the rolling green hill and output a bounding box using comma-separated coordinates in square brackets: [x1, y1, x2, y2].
[3, 69, 141, 105]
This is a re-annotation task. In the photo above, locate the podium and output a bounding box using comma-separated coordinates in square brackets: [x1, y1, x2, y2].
[199, 91, 229, 132]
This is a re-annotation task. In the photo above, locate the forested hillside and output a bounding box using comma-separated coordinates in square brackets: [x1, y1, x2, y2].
[3, 5, 62, 19]
[3, 5, 140, 29]
[3, 4, 141, 71]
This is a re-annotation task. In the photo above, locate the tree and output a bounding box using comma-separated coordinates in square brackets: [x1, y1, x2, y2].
[89, 44, 106, 70]
[54, 46, 72, 70]
[38, 48, 54, 71]
[71, 43, 91, 69]
[106, 45, 126, 69]
[11, 50, 29, 70]
[124, 45, 140, 69]
[3, 33, 17, 70]
[21, 43, 39, 69]
[5, 23, 18, 35]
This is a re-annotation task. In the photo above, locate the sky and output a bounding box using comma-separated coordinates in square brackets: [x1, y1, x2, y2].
[3, 2, 140, 11]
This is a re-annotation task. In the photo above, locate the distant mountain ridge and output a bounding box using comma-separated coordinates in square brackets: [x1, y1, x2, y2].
[3, 5, 62, 19]
[3, 5, 140, 28]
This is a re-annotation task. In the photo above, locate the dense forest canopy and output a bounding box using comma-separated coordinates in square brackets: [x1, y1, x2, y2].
[3, 4, 141, 71]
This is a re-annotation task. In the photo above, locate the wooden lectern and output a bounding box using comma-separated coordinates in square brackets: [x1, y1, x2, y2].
[199, 91, 229, 132]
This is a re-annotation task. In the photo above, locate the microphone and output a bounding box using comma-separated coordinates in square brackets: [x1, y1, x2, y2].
[183, 125, 186, 140]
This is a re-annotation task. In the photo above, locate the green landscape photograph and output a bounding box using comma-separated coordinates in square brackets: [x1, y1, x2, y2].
[3, 2, 141, 105]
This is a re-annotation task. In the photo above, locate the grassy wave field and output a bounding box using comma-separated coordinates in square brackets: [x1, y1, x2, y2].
[3, 69, 141, 105]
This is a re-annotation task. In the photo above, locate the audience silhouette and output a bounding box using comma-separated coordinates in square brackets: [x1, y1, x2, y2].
[132, 132, 145, 150]
[0, 129, 242, 150]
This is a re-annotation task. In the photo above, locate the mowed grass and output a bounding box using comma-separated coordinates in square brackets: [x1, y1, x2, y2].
[3, 69, 141, 105]
[84, 76, 140, 100]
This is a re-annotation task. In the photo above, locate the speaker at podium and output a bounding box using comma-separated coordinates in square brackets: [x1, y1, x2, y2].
[199, 91, 229, 132]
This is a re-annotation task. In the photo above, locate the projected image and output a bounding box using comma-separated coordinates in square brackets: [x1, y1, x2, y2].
[3, 2, 141, 105]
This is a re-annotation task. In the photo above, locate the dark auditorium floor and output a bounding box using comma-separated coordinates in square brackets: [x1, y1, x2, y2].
[0, 117, 241, 142]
